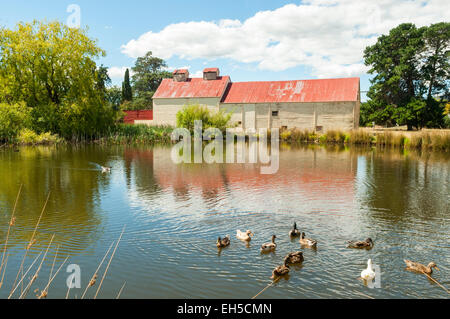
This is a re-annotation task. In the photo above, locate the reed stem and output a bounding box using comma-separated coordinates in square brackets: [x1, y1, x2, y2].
[94, 226, 125, 299]
[81, 241, 114, 299]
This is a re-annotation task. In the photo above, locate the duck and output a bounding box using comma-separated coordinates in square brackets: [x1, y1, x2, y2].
[261, 235, 277, 252]
[216, 235, 230, 248]
[361, 259, 376, 281]
[271, 257, 290, 279]
[404, 260, 440, 275]
[236, 230, 253, 242]
[289, 222, 300, 237]
[101, 166, 111, 173]
[348, 238, 374, 249]
[299, 232, 317, 248]
[284, 251, 304, 265]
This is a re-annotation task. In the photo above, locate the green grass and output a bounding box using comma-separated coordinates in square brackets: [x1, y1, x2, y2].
[101, 124, 174, 144]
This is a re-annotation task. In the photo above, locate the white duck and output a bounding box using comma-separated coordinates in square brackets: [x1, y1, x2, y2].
[236, 230, 253, 242]
[361, 259, 376, 281]
[261, 235, 277, 252]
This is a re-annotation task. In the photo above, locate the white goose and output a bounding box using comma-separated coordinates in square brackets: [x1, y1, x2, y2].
[361, 259, 376, 281]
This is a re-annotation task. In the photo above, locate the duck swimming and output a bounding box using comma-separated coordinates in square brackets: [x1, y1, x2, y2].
[299, 232, 317, 248]
[289, 222, 300, 237]
[101, 166, 111, 173]
[361, 259, 376, 281]
[348, 238, 374, 249]
[284, 251, 304, 265]
[261, 235, 277, 253]
[236, 230, 253, 242]
[271, 257, 290, 279]
[216, 235, 230, 248]
[404, 260, 440, 275]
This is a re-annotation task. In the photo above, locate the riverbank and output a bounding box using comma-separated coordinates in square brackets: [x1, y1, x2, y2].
[280, 128, 450, 151]
[2, 125, 450, 152]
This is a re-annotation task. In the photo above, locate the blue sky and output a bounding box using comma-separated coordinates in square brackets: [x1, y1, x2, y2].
[1, 0, 447, 101]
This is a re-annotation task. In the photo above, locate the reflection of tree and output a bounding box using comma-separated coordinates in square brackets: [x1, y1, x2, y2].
[0, 145, 109, 255]
[123, 146, 161, 195]
[361, 149, 449, 221]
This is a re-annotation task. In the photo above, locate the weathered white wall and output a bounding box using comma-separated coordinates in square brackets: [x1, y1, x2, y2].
[221, 101, 358, 131]
[153, 97, 221, 126]
[154, 98, 359, 131]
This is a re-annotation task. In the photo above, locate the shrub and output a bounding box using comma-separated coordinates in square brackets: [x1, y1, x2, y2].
[176, 104, 232, 133]
[0, 102, 32, 142]
[17, 128, 61, 145]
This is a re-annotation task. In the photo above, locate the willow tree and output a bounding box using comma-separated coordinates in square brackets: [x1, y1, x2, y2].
[0, 20, 116, 139]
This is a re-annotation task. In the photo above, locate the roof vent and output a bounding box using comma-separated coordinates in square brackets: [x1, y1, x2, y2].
[173, 69, 189, 82]
[203, 68, 219, 80]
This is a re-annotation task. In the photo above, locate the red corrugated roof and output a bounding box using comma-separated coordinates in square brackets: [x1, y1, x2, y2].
[221, 78, 360, 103]
[153, 76, 231, 99]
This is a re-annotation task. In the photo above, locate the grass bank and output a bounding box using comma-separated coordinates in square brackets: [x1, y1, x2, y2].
[280, 128, 450, 151]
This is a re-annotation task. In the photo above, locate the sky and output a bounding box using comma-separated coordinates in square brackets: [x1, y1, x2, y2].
[1, 0, 449, 101]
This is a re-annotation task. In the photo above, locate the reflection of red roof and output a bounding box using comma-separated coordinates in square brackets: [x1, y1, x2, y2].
[221, 78, 360, 103]
[153, 76, 231, 99]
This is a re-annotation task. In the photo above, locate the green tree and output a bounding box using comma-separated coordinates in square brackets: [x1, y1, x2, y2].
[131, 51, 172, 109]
[96, 65, 111, 98]
[107, 86, 122, 111]
[0, 102, 32, 142]
[363, 23, 449, 129]
[421, 22, 450, 100]
[122, 68, 132, 102]
[0, 21, 117, 139]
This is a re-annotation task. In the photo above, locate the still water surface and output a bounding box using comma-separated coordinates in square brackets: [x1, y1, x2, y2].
[0, 145, 449, 299]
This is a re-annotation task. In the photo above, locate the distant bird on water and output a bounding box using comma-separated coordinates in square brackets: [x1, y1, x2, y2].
[284, 251, 304, 265]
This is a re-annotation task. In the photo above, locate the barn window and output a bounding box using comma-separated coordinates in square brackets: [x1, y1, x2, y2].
[272, 111, 279, 117]
[281, 126, 288, 130]
[316, 126, 323, 132]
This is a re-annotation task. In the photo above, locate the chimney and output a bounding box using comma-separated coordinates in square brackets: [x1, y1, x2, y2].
[173, 69, 189, 82]
[203, 68, 220, 80]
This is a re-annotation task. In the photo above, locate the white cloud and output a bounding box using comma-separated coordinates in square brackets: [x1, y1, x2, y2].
[121, 0, 449, 78]
[108, 66, 132, 79]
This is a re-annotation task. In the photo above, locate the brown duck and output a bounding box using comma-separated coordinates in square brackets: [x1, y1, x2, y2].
[347, 238, 374, 249]
[284, 251, 304, 265]
[271, 257, 290, 279]
[216, 235, 230, 248]
[404, 260, 440, 275]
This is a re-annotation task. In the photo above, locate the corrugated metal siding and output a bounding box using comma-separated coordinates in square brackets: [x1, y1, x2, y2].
[153, 76, 230, 99]
[123, 110, 153, 124]
[221, 78, 359, 104]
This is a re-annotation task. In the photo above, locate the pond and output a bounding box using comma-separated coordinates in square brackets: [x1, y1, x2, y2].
[0, 144, 449, 299]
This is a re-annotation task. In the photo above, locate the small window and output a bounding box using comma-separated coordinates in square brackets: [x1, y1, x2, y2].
[281, 126, 288, 130]
[272, 111, 279, 117]
[237, 121, 242, 125]
[316, 126, 323, 132]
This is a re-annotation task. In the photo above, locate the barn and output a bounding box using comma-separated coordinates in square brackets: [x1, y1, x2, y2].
[152, 68, 360, 132]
